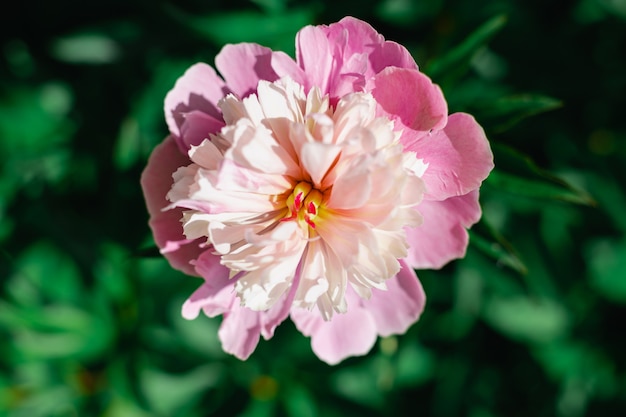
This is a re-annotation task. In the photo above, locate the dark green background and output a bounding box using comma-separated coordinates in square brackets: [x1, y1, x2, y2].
[1, 0, 625, 416]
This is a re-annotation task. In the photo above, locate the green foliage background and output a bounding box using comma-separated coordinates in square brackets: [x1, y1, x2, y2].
[1, 0, 625, 415]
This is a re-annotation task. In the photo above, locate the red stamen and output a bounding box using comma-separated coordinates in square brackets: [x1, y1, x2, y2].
[281, 209, 298, 222]
[307, 202, 317, 215]
[304, 215, 316, 229]
[294, 192, 303, 210]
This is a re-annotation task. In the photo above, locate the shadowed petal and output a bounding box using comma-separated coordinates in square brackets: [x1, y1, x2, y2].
[216, 43, 306, 99]
[405, 191, 482, 269]
[323, 16, 418, 74]
[179, 110, 225, 149]
[164, 63, 230, 152]
[182, 251, 232, 319]
[140, 136, 203, 275]
[303, 17, 418, 99]
[372, 67, 448, 141]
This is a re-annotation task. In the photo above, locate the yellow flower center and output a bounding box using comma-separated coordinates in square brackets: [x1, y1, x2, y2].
[283, 181, 324, 232]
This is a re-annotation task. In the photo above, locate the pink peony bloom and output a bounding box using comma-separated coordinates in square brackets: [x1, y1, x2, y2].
[141, 16, 494, 365]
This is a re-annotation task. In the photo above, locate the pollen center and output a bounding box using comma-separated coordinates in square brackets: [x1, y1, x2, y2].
[282, 182, 324, 232]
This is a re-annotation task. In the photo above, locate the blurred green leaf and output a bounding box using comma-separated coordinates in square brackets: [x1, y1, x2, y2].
[598, 0, 626, 19]
[0, 177, 17, 241]
[141, 365, 224, 416]
[376, 0, 444, 26]
[102, 395, 153, 417]
[5, 385, 76, 417]
[487, 170, 595, 205]
[575, 171, 626, 232]
[540, 204, 582, 259]
[585, 237, 626, 303]
[482, 296, 570, 344]
[426, 14, 507, 81]
[393, 343, 436, 387]
[469, 220, 528, 275]
[533, 340, 619, 400]
[172, 309, 225, 359]
[114, 117, 142, 171]
[0, 83, 75, 195]
[238, 398, 277, 417]
[487, 144, 596, 205]
[250, 0, 287, 13]
[167, 7, 316, 54]
[7, 241, 82, 305]
[114, 60, 191, 170]
[2, 303, 113, 361]
[470, 47, 508, 80]
[3, 39, 35, 77]
[0, 83, 73, 153]
[282, 383, 317, 417]
[94, 243, 133, 303]
[331, 359, 387, 408]
[50, 33, 120, 64]
[473, 94, 562, 132]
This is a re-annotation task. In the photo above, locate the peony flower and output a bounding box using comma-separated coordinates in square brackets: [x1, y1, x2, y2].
[141, 16, 493, 365]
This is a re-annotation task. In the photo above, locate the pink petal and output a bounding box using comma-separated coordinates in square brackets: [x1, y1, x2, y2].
[164, 63, 229, 152]
[299, 142, 342, 190]
[410, 113, 494, 201]
[185, 251, 294, 360]
[291, 303, 378, 365]
[140, 136, 203, 276]
[326, 162, 371, 209]
[179, 110, 225, 149]
[215, 43, 306, 99]
[182, 251, 233, 319]
[219, 305, 263, 360]
[364, 260, 425, 336]
[258, 285, 296, 340]
[296, 25, 334, 95]
[406, 191, 482, 269]
[219, 288, 294, 360]
[371, 67, 448, 140]
[182, 281, 230, 319]
[324, 17, 418, 74]
[296, 17, 418, 100]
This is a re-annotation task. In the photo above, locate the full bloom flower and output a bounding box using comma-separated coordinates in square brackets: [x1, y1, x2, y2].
[141, 17, 493, 364]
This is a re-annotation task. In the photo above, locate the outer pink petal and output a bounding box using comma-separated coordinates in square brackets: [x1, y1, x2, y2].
[324, 16, 418, 74]
[371, 67, 448, 140]
[296, 25, 334, 94]
[187, 250, 294, 359]
[182, 251, 232, 319]
[215, 43, 306, 99]
[406, 191, 482, 269]
[164, 63, 229, 152]
[291, 298, 378, 365]
[219, 305, 263, 360]
[258, 287, 295, 340]
[410, 112, 494, 201]
[179, 110, 225, 150]
[364, 260, 425, 336]
[296, 17, 417, 99]
[219, 288, 294, 360]
[140, 136, 203, 276]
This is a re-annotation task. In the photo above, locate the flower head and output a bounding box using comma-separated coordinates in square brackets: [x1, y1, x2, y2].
[141, 17, 494, 364]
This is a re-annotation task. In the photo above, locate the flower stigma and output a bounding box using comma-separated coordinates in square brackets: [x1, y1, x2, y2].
[283, 182, 325, 233]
